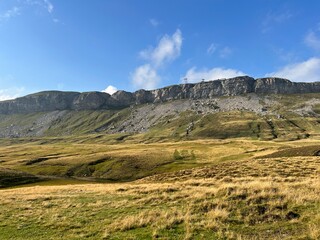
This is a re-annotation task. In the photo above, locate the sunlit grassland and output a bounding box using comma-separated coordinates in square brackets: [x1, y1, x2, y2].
[1, 136, 320, 184]
[0, 136, 320, 239]
[0, 157, 319, 239]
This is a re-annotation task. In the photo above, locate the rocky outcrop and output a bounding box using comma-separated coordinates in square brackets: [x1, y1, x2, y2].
[0, 91, 80, 114]
[254, 78, 320, 94]
[72, 92, 110, 110]
[1, 76, 320, 114]
[111, 90, 135, 107]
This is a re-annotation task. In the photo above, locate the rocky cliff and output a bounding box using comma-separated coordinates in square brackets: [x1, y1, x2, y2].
[1, 76, 320, 114]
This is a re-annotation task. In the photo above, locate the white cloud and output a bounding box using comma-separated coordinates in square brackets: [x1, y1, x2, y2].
[102, 85, 118, 95]
[305, 31, 320, 51]
[0, 7, 20, 22]
[133, 29, 182, 90]
[266, 57, 320, 82]
[0, 87, 25, 101]
[132, 64, 160, 90]
[139, 29, 182, 67]
[207, 43, 217, 55]
[149, 18, 159, 27]
[182, 67, 246, 83]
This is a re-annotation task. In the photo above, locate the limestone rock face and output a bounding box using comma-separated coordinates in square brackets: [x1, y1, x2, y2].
[254, 78, 320, 94]
[72, 92, 110, 110]
[111, 90, 135, 107]
[1, 76, 320, 114]
[0, 91, 80, 114]
[134, 90, 154, 104]
[151, 85, 184, 102]
[255, 78, 296, 94]
[190, 76, 255, 98]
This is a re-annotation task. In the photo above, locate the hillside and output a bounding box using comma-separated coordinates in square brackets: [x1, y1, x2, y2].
[1, 92, 320, 140]
[1, 76, 320, 140]
[1, 76, 320, 183]
[1, 76, 320, 239]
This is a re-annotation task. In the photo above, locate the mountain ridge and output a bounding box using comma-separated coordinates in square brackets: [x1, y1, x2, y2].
[1, 76, 320, 114]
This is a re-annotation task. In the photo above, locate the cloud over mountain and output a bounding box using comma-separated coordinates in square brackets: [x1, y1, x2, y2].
[132, 29, 182, 90]
[102, 85, 118, 95]
[266, 57, 320, 82]
[182, 67, 246, 83]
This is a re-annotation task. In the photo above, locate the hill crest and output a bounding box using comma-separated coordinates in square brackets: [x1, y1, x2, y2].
[1, 76, 320, 114]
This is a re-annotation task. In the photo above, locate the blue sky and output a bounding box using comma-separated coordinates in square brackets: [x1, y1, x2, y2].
[1, 0, 320, 99]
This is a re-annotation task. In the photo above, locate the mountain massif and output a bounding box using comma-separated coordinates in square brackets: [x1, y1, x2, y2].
[1, 76, 320, 114]
[1, 76, 320, 140]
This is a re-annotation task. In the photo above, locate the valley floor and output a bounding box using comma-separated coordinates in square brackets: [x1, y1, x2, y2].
[0, 137, 319, 239]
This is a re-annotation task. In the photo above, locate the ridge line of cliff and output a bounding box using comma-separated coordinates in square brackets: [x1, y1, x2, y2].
[1, 76, 320, 114]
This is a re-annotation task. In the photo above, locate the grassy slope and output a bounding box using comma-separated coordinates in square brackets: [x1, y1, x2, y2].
[0, 138, 269, 182]
[0, 145, 319, 239]
[1, 93, 320, 140]
[0, 137, 320, 238]
[2, 132, 319, 183]
[0, 138, 319, 239]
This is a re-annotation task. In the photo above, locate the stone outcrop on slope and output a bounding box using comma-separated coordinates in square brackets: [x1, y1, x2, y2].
[254, 78, 320, 94]
[0, 91, 80, 114]
[1, 76, 320, 114]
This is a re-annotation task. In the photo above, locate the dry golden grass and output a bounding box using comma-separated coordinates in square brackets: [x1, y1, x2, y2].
[0, 165, 319, 239]
[1, 138, 320, 239]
